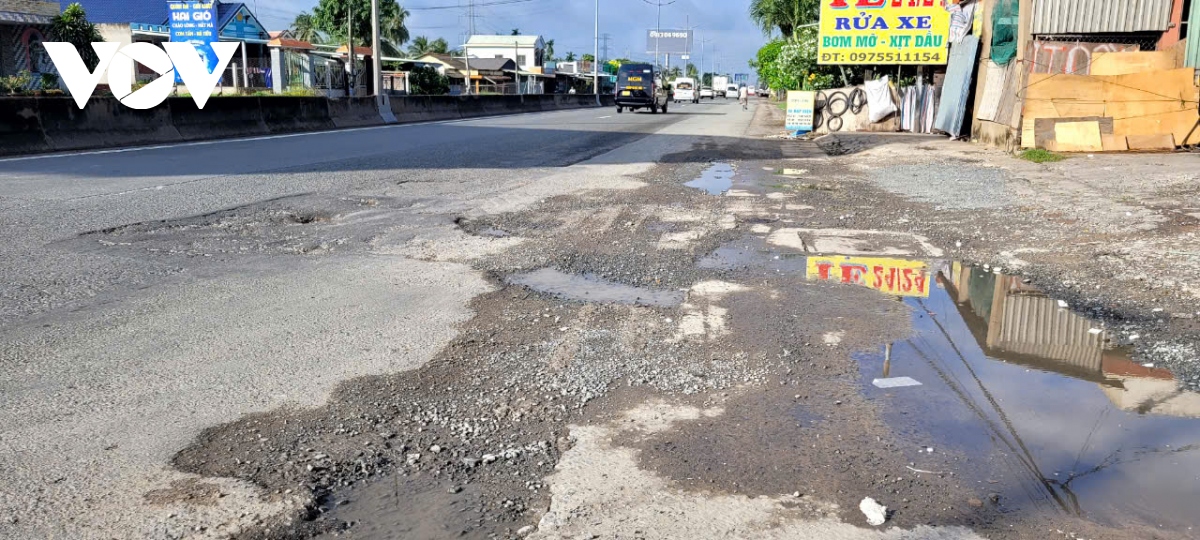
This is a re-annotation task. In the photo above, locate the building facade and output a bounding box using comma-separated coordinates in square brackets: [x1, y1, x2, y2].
[0, 0, 59, 84]
[464, 35, 544, 71]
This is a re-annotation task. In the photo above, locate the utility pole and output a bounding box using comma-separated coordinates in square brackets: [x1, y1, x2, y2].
[463, 0, 473, 95]
[346, 2, 353, 96]
[643, 0, 676, 70]
[370, 0, 381, 96]
[594, 0, 600, 105]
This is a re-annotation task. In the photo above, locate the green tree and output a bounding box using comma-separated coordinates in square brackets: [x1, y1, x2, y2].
[581, 53, 595, 62]
[407, 35, 431, 56]
[544, 39, 556, 61]
[50, 3, 103, 70]
[290, 12, 321, 43]
[313, 0, 408, 48]
[748, 0, 819, 38]
[685, 63, 698, 78]
[564, 52, 577, 62]
[429, 37, 449, 54]
[408, 65, 449, 94]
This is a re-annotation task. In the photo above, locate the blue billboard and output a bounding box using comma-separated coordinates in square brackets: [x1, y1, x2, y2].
[168, 1, 220, 78]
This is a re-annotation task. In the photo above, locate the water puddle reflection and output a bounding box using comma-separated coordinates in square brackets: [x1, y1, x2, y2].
[696, 236, 1200, 531]
[857, 262, 1200, 531]
[508, 268, 684, 307]
[684, 163, 734, 195]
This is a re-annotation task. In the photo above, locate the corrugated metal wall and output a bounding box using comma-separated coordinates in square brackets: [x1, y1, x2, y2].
[993, 294, 1105, 373]
[1032, 0, 1173, 34]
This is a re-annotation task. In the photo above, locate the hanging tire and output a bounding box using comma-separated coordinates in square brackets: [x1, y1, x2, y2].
[826, 91, 849, 117]
[828, 115, 844, 132]
[849, 87, 867, 114]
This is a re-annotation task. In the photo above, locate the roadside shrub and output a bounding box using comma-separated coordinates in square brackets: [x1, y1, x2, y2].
[408, 66, 449, 95]
[40, 73, 59, 90]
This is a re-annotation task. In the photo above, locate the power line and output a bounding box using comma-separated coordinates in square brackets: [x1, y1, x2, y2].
[409, 0, 534, 11]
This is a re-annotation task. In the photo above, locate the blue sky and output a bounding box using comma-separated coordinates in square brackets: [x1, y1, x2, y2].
[250, 0, 766, 76]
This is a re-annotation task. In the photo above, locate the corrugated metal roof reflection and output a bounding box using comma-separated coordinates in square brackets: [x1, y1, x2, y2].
[992, 294, 1105, 372]
[1031, 0, 1172, 34]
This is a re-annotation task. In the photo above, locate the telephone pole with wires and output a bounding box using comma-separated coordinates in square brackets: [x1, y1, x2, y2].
[642, 0, 676, 70]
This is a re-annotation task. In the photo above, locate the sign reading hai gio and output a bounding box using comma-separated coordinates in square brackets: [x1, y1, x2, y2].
[817, 0, 951, 65]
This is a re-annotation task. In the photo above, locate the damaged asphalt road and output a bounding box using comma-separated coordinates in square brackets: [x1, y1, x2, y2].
[3, 100, 1200, 540]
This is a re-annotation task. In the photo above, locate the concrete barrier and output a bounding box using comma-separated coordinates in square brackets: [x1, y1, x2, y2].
[0, 94, 612, 158]
[328, 97, 384, 128]
[260, 97, 334, 133]
[390, 95, 462, 123]
[170, 97, 269, 140]
[40, 97, 182, 151]
[0, 97, 49, 156]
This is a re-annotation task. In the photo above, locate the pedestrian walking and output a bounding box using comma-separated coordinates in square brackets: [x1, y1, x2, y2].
[738, 85, 749, 111]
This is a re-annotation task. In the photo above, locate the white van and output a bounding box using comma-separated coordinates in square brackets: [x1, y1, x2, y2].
[672, 77, 697, 104]
[726, 84, 739, 99]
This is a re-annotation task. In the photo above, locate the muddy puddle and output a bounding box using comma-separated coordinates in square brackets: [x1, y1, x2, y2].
[508, 268, 684, 307]
[697, 238, 1200, 533]
[854, 263, 1200, 532]
[684, 163, 734, 195]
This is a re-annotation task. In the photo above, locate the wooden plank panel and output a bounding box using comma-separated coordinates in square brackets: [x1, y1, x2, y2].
[1054, 121, 1104, 152]
[1034, 117, 1113, 149]
[1090, 51, 1182, 76]
[1126, 133, 1177, 151]
[1101, 134, 1129, 151]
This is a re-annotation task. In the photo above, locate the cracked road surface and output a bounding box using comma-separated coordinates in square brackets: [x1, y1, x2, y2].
[2, 99, 1198, 540]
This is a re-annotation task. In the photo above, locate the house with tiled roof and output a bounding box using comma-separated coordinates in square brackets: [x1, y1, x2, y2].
[0, 0, 60, 82]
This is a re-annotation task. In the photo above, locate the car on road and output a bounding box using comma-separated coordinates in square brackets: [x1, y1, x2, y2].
[726, 84, 739, 99]
[615, 63, 669, 114]
[672, 77, 698, 104]
[699, 86, 715, 99]
[757, 87, 769, 97]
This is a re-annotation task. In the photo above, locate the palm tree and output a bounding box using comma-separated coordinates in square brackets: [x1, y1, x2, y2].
[430, 38, 449, 54]
[544, 39, 556, 61]
[748, 0, 819, 38]
[407, 36, 430, 57]
[290, 11, 320, 43]
[383, 5, 410, 48]
[565, 52, 577, 62]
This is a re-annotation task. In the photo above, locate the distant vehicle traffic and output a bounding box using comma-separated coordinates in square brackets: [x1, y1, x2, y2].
[699, 86, 715, 99]
[615, 63, 669, 114]
[712, 76, 730, 97]
[727, 84, 739, 98]
[757, 87, 769, 97]
[672, 77, 698, 104]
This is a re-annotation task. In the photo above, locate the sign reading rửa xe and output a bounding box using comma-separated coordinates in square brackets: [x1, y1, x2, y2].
[818, 0, 951, 65]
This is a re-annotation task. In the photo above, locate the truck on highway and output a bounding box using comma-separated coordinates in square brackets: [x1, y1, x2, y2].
[712, 76, 730, 97]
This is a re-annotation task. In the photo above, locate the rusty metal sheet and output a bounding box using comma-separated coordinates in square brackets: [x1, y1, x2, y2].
[1032, 0, 1172, 34]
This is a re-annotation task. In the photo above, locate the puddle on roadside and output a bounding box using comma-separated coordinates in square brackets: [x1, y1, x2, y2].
[684, 163, 735, 195]
[694, 238, 1200, 532]
[508, 268, 684, 307]
[853, 262, 1200, 532]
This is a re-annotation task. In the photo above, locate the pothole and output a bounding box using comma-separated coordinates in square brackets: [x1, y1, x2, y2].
[507, 268, 684, 307]
[854, 262, 1200, 531]
[684, 163, 734, 195]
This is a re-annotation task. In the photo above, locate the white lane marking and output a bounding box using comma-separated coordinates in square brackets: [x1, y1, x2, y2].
[0, 107, 604, 164]
[596, 115, 612, 119]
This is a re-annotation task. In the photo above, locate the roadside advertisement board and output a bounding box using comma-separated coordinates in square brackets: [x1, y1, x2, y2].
[645, 29, 693, 55]
[785, 90, 815, 134]
[168, 1, 219, 76]
[807, 256, 931, 297]
[817, 0, 951, 65]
